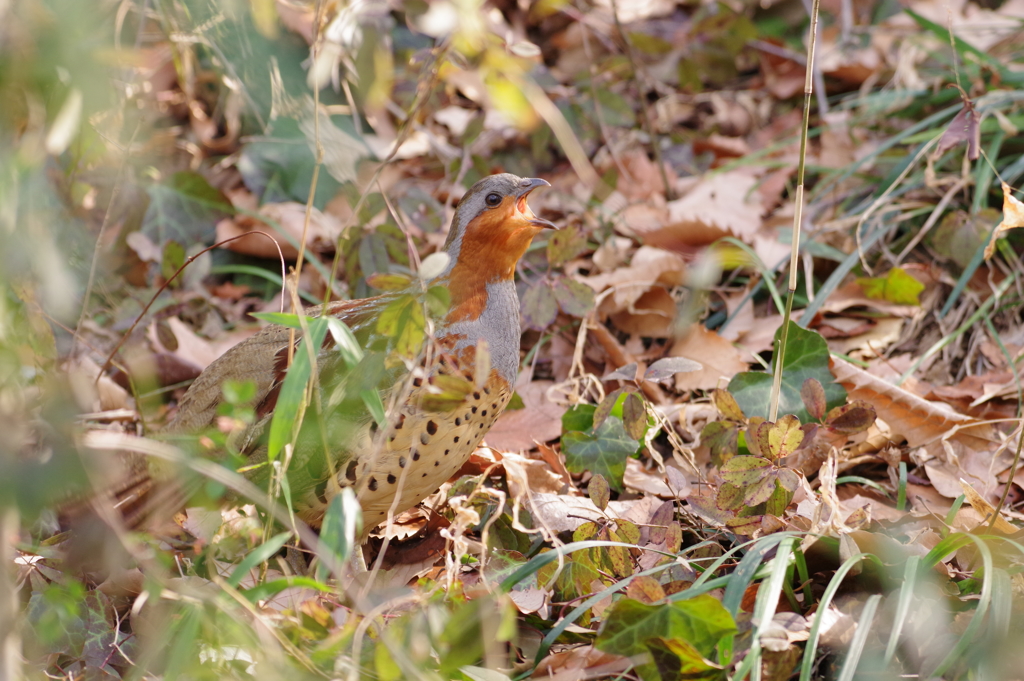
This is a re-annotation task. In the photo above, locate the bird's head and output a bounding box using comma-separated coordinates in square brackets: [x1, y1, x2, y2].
[440, 173, 556, 283]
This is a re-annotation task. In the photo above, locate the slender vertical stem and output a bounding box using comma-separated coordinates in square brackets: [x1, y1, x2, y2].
[769, 0, 820, 421]
[0, 507, 21, 681]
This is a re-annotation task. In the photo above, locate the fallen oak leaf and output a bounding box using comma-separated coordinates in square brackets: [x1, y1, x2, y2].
[983, 182, 1024, 260]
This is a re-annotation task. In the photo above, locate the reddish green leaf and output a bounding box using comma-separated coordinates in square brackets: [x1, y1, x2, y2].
[589, 473, 610, 510]
[648, 500, 675, 543]
[825, 400, 877, 434]
[615, 519, 641, 545]
[712, 389, 745, 422]
[801, 378, 826, 421]
[552, 277, 595, 318]
[742, 475, 777, 507]
[776, 468, 800, 493]
[745, 417, 766, 457]
[593, 388, 623, 430]
[521, 280, 558, 329]
[701, 421, 738, 465]
[720, 456, 772, 486]
[547, 226, 587, 267]
[765, 414, 804, 461]
[622, 392, 647, 441]
[726, 515, 764, 536]
[753, 419, 773, 459]
[716, 482, 746, 511]
[626, 576, 667, 604]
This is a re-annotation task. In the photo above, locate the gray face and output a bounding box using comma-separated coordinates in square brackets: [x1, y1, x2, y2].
[442, 173, 525, 255]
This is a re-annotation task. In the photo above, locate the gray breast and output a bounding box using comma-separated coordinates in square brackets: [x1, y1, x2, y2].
[442, 280, 521, 385]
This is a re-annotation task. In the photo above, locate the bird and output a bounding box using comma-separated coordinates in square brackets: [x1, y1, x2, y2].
[128, 173, 556, 540]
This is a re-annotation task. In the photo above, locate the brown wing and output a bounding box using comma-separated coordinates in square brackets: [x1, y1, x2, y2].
[167, 295, 390, 434]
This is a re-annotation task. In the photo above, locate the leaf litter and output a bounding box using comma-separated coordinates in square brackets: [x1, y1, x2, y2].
[5, 0, 1024, 678]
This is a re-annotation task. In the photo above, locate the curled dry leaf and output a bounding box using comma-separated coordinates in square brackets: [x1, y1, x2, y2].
[984, 182, 1024, 260]
[485, 380, 566, 452]
[670, 327, 747, 392]
[216, 201, 343, 260]
[581, 245, 686, 316]
[830, 358, 996, 452]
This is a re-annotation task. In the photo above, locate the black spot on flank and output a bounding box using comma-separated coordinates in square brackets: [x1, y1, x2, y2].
[471, 406, 478, 414]
[345, 460, 358, 482]
[444, 449, 450, 456]
[412, 450, 420, 461]
[420, 432, 430, 445]
[465, 412, 472, 421]
[395, 414, 405, 430]
[492, 403, 498, 410]
[435, 461, 440, 466]
[453, 436, 460, 443]
[482, 410, 488, 417]
[368, 477, 378, 491]
[484, 387, 491, 395]
[422, 473, 428, 478]
[479, 423, 484, 429]
[387, 473, 396, 484]
[399, 456, 407, 468]
[413, 377, 423, 388]
[455, 417, 462, 426]
[473, 391, 481, 400]
[427, 420, 438, 435]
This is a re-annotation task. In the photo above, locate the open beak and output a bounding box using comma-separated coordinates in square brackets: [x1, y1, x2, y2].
[515, 177, 558, 230]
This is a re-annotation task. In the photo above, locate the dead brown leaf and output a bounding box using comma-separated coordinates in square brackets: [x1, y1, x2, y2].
[486, 380, 566, 452]
[984, 182, 1024, 260]
[669, 326, 748, 391]
[830, 358, 996, 452]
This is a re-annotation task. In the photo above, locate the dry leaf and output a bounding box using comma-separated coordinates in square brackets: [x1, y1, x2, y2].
[958, 479, 1017, 533]
[217, 202, 343, 260]
[984, 182, 1024, 260]
[830, 358, 996, 452]
[486, 380, 566, 452]
[669, 326, 748, 391]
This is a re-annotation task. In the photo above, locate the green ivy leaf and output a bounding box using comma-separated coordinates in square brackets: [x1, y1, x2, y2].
[648, 637, 723, 680]
[142, 171, 233, 246]
[728, 322, 846, 422]
[597, 595, 737, 662]
[562, 416, 636, 491]
[562, 403, 596, 433]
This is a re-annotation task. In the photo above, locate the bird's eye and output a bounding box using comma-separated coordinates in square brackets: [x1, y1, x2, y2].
[485, 192, 502, 207]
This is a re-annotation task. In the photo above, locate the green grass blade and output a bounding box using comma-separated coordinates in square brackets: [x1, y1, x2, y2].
[883, 555, 920, 665]
[800, 552, 884, 681]
[836, 594, 881, 681]
[226, 532, 293, 588]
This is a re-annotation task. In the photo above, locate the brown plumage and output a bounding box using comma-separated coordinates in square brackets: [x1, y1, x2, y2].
[95, 174, 555, 539]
